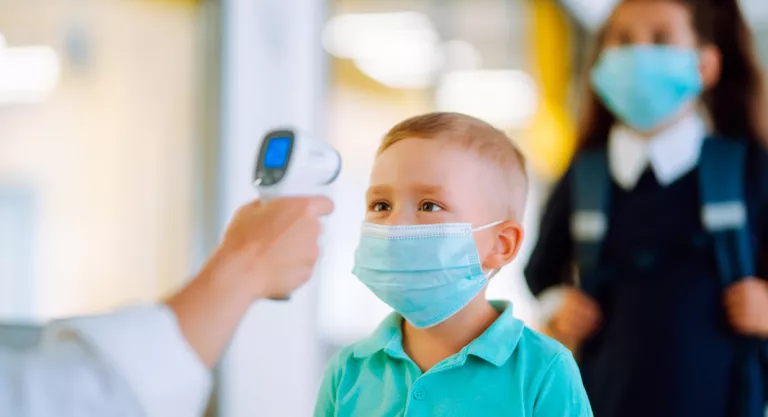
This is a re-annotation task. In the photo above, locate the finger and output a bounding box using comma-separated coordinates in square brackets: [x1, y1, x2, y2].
[305, 218, 323, 236]
[246, 199, 263, 209]
[308, 243, 321, 262]
[289, 267, 316, 289]
[305, 196, 335, 216]
[233, 200, 262, 219]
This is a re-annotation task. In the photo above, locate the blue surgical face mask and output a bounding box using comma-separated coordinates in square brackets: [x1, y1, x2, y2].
[590, 45, 703, 132]
[352, 221, 502, 329]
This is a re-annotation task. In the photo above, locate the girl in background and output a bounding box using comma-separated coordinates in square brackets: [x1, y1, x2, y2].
[526, 1, 768, 416]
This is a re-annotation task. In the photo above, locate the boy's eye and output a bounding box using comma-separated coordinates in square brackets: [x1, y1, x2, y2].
[371, 202, 391, 212]
[419, 201, 443, 212]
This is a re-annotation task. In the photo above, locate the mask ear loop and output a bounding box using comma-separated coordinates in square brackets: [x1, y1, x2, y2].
[474, 220, 507, 279]
[472, 220, 505, 232]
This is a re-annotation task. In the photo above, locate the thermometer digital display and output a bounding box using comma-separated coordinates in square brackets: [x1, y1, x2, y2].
[263, 137, 292, 168]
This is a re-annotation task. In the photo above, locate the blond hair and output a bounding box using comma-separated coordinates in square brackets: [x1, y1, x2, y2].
[378, 112, 528, 220]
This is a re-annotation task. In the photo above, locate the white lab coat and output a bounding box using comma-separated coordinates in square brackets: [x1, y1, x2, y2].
[0, 306, 212, 417]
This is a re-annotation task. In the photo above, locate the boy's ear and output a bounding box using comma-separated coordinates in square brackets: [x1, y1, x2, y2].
[483, 221, 524, 271]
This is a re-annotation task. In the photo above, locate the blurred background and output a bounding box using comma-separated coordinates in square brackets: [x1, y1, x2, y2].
[1, 0, 768, 416]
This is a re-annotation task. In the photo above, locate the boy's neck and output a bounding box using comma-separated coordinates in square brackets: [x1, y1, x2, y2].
[402, 295, 500, 373]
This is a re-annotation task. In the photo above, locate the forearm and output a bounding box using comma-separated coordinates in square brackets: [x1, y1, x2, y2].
[168, 196, 331, 369]
[167, 251, 261, 368]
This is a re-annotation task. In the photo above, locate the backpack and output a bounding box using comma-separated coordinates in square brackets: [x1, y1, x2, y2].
[570, 138, 765, 416]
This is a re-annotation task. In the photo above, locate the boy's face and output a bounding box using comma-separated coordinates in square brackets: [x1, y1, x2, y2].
[366, 137, 509, 267]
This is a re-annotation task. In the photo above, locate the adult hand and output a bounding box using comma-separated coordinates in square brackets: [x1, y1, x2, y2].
[168, 196, 334, 367]
[209, 197, 335, 299]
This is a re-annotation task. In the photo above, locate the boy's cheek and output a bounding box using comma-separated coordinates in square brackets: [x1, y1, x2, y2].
[415, 211, 453, 224]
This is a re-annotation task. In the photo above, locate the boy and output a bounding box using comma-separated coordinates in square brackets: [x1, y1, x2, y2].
[314, 113, 592, 416]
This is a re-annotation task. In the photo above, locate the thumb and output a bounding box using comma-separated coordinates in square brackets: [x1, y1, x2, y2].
[304, 196, 335, 216]
[238, 199, 262, 212]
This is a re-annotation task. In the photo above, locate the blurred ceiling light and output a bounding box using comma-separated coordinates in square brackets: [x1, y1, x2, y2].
[0, 33, 61, 105]
[441, 40, 482, 72]
[323, 12, 442, 89]
[561, 0, 618, 31]
[323, 12, 435, 58]
[435, 70, 539, 129]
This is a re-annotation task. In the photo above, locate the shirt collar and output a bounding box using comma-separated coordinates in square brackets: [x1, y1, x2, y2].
[352, 301, 524, 367]
[352, 312, 408, 360]
[608, 114, 708, 190]
[465, 301, 524, 366]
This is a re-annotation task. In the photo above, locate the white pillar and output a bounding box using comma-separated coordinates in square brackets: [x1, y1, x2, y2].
[217, 0, 327, 416]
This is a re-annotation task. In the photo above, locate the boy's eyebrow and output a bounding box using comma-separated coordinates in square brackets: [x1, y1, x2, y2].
[366, 185, 391, 199]
[366, 183, 447, 198]
[411, 183, 447, 196]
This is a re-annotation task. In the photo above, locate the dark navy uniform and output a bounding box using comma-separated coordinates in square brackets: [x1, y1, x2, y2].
[525, 140, 768, 417]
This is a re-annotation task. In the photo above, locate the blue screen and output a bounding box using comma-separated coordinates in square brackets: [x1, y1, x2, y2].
[264, 137, 291, 168]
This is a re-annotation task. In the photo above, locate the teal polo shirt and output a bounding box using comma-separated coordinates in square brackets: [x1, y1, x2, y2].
[314, 301, 592, 417]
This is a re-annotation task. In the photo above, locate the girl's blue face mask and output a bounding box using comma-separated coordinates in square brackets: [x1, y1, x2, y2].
[352, 221, 502, 329]
[590, 45, 703, 132]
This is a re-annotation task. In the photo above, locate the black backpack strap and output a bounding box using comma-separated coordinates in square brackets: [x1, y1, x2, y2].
[570, 149, 611, 294]
[698, 139, 755, 282]
[699, 138, 764, 415]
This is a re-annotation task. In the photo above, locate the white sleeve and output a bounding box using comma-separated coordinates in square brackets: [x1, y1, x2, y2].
[0, 338, 142, 417]
[43, 305, 213, 417]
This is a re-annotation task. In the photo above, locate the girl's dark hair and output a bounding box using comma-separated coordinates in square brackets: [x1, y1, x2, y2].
[578, 0, 766, 149]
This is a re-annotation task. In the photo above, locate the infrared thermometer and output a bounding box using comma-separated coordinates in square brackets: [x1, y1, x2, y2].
[253, 129, 341, 200]
[253, 128, 341, 301]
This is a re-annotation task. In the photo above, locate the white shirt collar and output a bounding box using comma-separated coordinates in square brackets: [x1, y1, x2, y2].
[608, 114, 708, 190]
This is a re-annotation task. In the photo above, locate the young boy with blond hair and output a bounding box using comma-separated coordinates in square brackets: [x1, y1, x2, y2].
[314, 112, 592, 416]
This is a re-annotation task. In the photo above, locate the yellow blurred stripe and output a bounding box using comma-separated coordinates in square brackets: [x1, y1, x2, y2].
[132, 0, 202, 5]
[525, 0, 576, 180]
